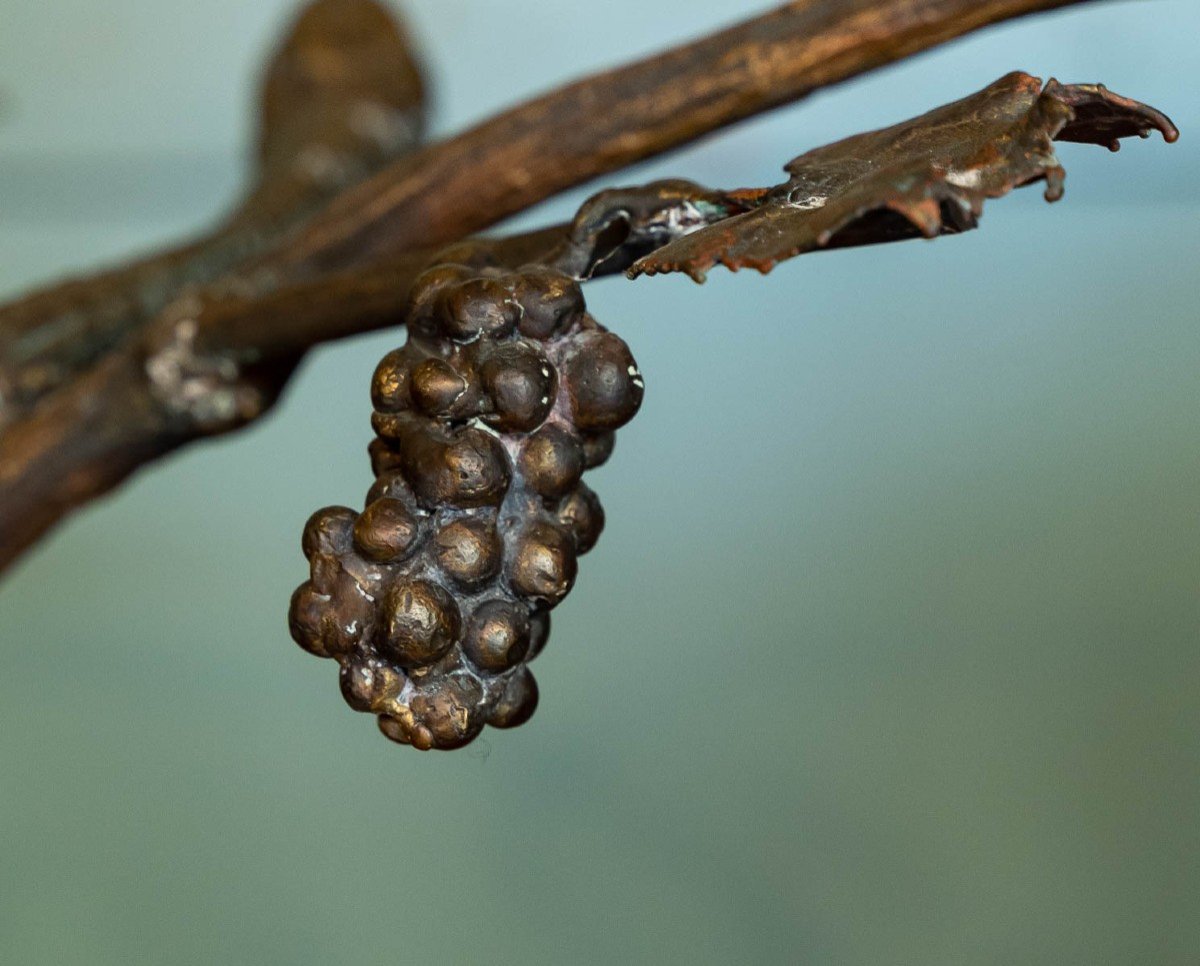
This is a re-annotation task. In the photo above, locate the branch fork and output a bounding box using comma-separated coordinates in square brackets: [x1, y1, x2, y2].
[0, 0, 1178, 576]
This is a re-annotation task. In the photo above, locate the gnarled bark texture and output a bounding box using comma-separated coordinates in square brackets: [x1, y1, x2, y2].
[1, 0, 1166, 576]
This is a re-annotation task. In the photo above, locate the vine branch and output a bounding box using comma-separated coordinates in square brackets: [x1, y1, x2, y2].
[254, 0, 1102, 275]
[0, 0, 1129, 576]
[0, 0, 427, 423]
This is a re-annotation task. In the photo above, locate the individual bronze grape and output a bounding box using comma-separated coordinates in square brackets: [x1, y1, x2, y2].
[508, 521, 577, 605]
[381, 578, 461, 667]
[353, 497, 420, 562]
[435, 515, 502, 589]
[487, 667, 539, 729]
[520, 425, 584, 500]
[462, 599, 531, 673]
[557, 484, 605, 554]
[563, 331, 645, 431]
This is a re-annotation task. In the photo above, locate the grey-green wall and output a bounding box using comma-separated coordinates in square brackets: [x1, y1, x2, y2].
[1, 2, 1197, 963]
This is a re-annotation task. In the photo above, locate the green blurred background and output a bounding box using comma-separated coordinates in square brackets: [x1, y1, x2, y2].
[1, 2, 1197, 963]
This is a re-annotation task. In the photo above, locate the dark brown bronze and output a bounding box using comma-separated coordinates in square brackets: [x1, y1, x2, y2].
[0, 0, 1179, 581]
[0, 0, 426, 424]
[289, 268, 643, 749]
[631, 74, 1178, 280]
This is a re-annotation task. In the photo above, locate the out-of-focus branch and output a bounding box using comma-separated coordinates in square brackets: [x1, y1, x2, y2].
[0, 0, 426, 423]
[0, 0, 1127, 575]
[0, 0, 1101, 416]
[257, 0, 1104, 276]
[0, 178, 752, 573]
[0, 62, 1178, 578]
[0, 229, 564, 572]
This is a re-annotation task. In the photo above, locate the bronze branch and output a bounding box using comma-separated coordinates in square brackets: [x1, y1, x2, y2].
[0, 0, 427, 422]
[0, 0, 1174, 577]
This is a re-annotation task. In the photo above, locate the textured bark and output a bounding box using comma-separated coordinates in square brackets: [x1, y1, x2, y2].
[0, 0, 1099, 421]
[630, 75, 1178, 280]
[0, 0, 1132, 575]
[254, 0, 1102, 276]
[0, 0, 426, 423]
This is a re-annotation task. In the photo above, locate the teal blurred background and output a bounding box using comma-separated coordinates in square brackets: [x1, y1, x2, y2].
[1, 2, 1197, 963]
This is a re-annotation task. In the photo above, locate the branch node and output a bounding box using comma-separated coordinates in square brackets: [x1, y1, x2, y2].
[144, 298, 269, 432]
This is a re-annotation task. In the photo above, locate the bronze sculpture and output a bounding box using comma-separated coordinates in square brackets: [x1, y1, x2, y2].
[0, 0, 1178, 750]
